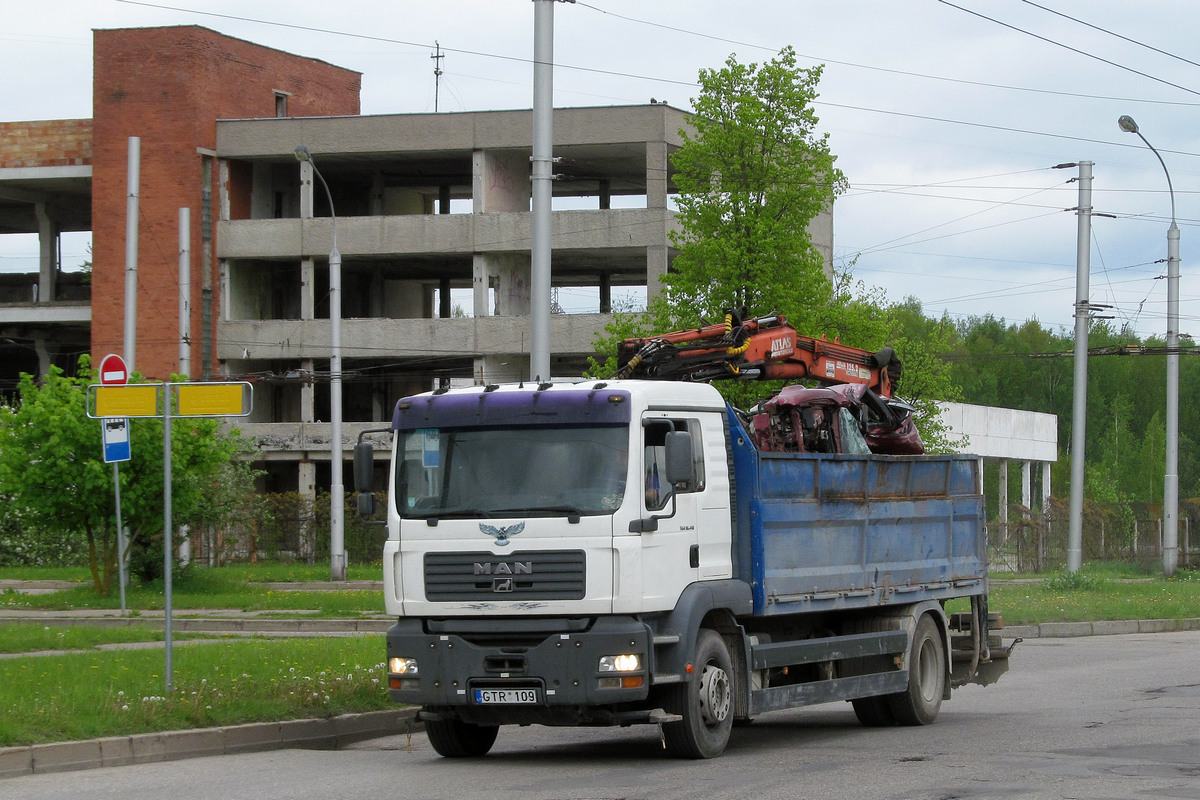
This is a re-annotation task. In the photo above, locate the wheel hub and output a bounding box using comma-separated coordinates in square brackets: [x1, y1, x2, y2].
[699, 663, 731, 725]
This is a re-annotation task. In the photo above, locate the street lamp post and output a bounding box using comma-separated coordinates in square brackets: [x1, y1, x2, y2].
[295, 145, 346, 581]
[1118, 115, 1180, 577]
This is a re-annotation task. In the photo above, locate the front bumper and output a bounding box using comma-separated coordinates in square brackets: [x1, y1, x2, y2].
[386, 615, 653, 725]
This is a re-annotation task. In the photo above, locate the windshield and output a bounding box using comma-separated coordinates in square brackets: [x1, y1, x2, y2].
[396, 424, 629, 519]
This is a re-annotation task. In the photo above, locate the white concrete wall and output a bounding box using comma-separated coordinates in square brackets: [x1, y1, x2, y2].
[938, 401, 1058, 462]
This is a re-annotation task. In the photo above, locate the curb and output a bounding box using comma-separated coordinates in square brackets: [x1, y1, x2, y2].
[0, 708, 420, 780]
[1002, 617, 1200, 640]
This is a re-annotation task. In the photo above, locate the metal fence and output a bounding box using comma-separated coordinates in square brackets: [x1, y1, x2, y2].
[989, 497, 1198, 573]
[185, 491, 387, 566]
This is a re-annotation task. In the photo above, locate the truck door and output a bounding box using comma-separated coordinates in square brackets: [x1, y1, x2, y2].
[636, 414, 731, 609]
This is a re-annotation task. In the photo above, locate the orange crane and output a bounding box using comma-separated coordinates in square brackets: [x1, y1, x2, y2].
[616, 310, 901, 397]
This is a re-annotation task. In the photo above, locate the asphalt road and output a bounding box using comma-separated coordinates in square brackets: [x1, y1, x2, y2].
[7, 632, 1199, 800]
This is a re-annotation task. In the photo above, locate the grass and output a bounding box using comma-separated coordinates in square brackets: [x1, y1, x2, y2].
[0, 564, 380, 583]
[986, 567, 1200, 625]
[1, 567, 383, 616]
[0, 624, 215, 654]
[0, 635, 391, 747]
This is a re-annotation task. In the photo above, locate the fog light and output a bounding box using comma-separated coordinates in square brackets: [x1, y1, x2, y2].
[598, 653, 642, 672]
[389, 676, 419, 691]
[388, 656, 419, 675]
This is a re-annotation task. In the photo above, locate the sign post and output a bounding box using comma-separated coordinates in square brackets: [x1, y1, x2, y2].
[88, 379, 253, 692]
[99, 355, 131, 614]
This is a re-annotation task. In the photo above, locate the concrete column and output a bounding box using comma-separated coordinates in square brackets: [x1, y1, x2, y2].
[998, 458, 1009, 527]
[34, 202, 58, 303]
[599, 272, 612, 314]
[646, 243, 669, 302]
[489, 253, 531, 316]
[1021, 460, 1032, 519]
[298, 459, 316, 518]
[475, 354, 529, 386]
[33, 337, 51, 377]
[472, 253, 489, 318]
[646, 141, 668, 210]
[370, 171, 385, 215]
[473, 150, 530, 213]
[1042, 461, 1052, 512]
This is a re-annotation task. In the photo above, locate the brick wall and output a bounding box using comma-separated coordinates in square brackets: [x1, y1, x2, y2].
[90, 26, 361, 379]
[0, 119, 92, 168]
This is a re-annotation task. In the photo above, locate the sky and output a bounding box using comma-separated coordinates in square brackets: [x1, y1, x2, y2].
[4, 0, 1200, 341]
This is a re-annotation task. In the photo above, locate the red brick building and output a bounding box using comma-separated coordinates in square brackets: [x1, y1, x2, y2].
[0, 26, 359, 387]
[88, 26, 361, 379]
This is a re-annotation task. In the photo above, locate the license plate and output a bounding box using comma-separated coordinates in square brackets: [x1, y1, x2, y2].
[473, 688, 540, 705]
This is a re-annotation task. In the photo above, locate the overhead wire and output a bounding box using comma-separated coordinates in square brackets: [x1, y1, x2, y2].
[934, 0, 1200, 97]
[1016, 0, 1200, 71]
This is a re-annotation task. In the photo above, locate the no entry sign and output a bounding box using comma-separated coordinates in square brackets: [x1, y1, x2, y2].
[99, 353, 129, 385]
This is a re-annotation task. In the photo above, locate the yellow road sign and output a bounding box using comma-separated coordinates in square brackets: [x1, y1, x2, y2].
[176, 382, 250, 416]
[88, 382, 252, 419]
[92, 384, 160, 417]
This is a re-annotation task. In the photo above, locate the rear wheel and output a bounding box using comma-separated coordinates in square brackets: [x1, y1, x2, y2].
[424, 717, 499, 758]
[662, 629, 734, 759]
[886, 614, 946, 726]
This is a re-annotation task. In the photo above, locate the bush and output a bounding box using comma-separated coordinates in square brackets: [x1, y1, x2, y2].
[127, 532, 196, 588]
[0, 511, 90, 568]
[1044, 570, 1102, 591]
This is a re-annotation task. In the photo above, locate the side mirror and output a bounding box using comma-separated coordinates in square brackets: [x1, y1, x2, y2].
[353, 441, 375, 493]
[664, 430, 695, 488]
[357, 492, 376, 517]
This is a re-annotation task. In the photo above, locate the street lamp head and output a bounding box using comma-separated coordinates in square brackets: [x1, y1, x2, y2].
[293, 145, 312, 162]
[1118, 115, 1139, 134]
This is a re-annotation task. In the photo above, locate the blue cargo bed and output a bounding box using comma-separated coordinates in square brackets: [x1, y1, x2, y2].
[727, 407, 986, 616]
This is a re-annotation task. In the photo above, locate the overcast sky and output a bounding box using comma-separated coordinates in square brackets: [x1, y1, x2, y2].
[4, 0, 1199, 340]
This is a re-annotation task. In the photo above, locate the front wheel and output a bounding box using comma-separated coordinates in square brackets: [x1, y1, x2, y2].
[661, 629, 734, 759]
[887, 614, 946, 726]
[424, 717, 499, 758]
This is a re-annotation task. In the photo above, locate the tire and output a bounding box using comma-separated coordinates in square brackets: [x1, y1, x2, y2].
[424, 717, 499, 758]
[661, 629, 735, 759]
[886, 614, 946, 726]
[851, 695, 895, 727]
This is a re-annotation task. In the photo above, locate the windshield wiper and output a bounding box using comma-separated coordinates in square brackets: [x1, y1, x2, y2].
[490, 505, 585, 522]
[406, 507, 491, 520]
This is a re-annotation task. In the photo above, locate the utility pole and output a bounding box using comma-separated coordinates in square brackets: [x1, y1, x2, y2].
[529, 0, 562, 382]
[1059, 161, 1092, 573]
[431, 41, 444, 112]
[124, 137, 140, 371]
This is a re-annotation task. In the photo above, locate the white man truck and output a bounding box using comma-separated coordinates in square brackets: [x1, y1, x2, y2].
[354, 316, 1012, 759]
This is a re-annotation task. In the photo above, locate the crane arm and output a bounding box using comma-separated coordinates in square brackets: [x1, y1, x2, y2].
[616, 311, 900, 397]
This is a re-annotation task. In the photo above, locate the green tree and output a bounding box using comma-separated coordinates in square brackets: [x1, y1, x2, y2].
[590, 50, 961, 445]
[884, 299, 962, 452]
[0, 360, 259, 594]
[663, 45, 845, 329]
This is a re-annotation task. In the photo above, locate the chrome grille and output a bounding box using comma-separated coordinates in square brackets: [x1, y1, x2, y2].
[424, 550, 586, 601]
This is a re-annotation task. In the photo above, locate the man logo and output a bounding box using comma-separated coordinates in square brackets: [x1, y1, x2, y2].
[492, 577, 514, 593]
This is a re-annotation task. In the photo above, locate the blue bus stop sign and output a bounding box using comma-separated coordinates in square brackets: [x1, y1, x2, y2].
[102, 417, 131, 463]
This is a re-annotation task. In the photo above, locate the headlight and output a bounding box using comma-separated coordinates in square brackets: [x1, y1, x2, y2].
[388, 656, 419, 675]
[598, 653, 642, 672]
